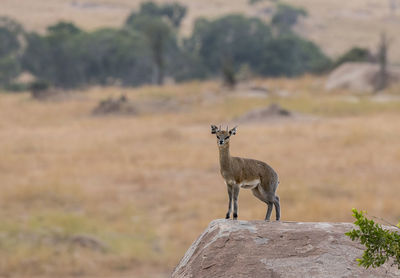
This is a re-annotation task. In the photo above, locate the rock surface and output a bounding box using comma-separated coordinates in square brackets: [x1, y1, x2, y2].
[235, 104, 314, 124]
[92, 95, 137, 115]
[325, 62, 400, 92]
[172, 220, 400, 278]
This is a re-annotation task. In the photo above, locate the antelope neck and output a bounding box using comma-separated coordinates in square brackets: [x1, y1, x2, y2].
[218, 143, 231, 171]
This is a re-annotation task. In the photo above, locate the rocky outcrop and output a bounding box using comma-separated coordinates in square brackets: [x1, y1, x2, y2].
[234, 104, 315, 124]
[92, 95, 137, 115]
[235, 103, 291, 123]
[325, 62, 400, 92]
[172, 220, 400, 278]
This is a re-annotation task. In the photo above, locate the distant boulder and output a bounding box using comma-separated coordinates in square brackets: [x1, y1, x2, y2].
[92, 95, 137, 116]
[325, 62, 400, 92]
[236, 104, 291, 124]
[172, 219, 400, 278]
[234, 103, 314, 124]
[92, 95, 182, 116]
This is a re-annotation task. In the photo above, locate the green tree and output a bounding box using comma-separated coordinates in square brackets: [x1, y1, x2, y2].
[126, 15, 175, 85]
[130, 1, 187, 28]
[125, 2, 187, 85]
[169, 46, 208, 82]
[0, 55, 20, 86]
[126, 2, 185, 85]
[161, 3, 187, 28]
[79, 28, 153, 86]
[249, 0, 266, 4]
[23, 24, 153, 88]
[0, 24, 20, 58]
[333, 47, 371, 68]
[258, 34, 331, 76]
[47, 21, 82, 36]
[346, 209, 400, 269]
[186, 15, 272, 79]
[184, 14, 330, 80]
[22, 22, 85, 88]
[375, 32, 389, 92]
[221, 58, 236, 88]
[271, 3, 307, 35]
[0, 17, 24, 87]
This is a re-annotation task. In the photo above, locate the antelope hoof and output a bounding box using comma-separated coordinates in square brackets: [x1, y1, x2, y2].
[233, 213, 238, 220]
[225, 213, 230, 219]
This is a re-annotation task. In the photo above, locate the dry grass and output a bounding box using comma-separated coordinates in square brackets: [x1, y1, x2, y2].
[1, 76, 400, 277]
[2, 0, 400, 62]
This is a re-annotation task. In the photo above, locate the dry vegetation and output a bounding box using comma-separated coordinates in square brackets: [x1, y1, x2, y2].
[0, 76, 400, 277]
[2, 0, 400, 62]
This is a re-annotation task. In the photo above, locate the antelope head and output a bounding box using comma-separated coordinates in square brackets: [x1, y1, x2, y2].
[211, 125, 237, 147]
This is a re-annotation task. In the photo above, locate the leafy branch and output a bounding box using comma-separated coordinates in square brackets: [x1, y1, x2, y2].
[345, 208, 400, 269]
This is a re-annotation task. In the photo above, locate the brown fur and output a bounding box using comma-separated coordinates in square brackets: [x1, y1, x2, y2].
[211, 125, 280, 221]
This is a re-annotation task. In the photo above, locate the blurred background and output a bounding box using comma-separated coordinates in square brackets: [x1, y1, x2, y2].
[1, 0, 400, 277]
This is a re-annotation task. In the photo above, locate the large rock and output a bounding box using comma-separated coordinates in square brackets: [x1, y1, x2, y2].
[172, 220, 400, 278]
[325, 62, 400, 92]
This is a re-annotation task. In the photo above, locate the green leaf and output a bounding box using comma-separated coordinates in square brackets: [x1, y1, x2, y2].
[345, 209, 400, 269]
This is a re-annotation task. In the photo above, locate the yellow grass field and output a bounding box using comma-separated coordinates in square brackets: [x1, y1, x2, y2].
[2, 0, 400, 62]
[0, 76, 400, 277]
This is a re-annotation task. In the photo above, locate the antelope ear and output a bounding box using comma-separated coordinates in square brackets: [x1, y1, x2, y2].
[229, 126, 237, 136]
[211, 125, 218, 134]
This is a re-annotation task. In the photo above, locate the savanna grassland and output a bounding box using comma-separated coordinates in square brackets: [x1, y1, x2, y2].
[1, 76, 400, 277]
[2, 0, 400, 62]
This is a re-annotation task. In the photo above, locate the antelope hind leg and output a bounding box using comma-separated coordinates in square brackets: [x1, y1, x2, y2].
[232, 185, 240, 220]
[274, 195, 281, 221]
[265, 202, 273, 221]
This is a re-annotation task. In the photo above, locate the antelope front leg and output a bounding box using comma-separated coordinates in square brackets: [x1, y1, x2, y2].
[232, 185, 240, 220]
[225, 185, 233, 219]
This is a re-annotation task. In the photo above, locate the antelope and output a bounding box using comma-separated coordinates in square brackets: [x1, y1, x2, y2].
[211, 125, 280, 221]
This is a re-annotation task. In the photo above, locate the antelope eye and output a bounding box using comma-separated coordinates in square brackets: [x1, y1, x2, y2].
[217, 136, 220, 139]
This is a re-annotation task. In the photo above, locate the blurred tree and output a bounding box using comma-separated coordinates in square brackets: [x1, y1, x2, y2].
[126, 15, 175, 85]
[389, 0, 398, 15]
[79, 28, 153, 86]
[271, 3, 307, 35]
[162, 3, 187, 28]
[23, 24, 153, 88]
[0, 17, 23, 55]
[0, 17, 24, 87]
[186, 15, 272, 80]
[184, 14, 330, 80]
[29, 79, 50, 99]
[47, 21, 82, 36]
[258, 34, 331, 76]
[22, 22, 85, 88]
[125, 2, 185, 85]
[169, 44, 208, 82]
[129, 1, 187, 28]
[221, 58, 236, 88]
[18, 3, 331, 88]
[249, 0, 265, 4]
[137, 2, 160, 17]
[0, 55, 20, 86]
[0, 25, 20, 58]
[375, 32, 389, 92]
[249, 0, 278, 4]
[333, 47, 372, 69]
